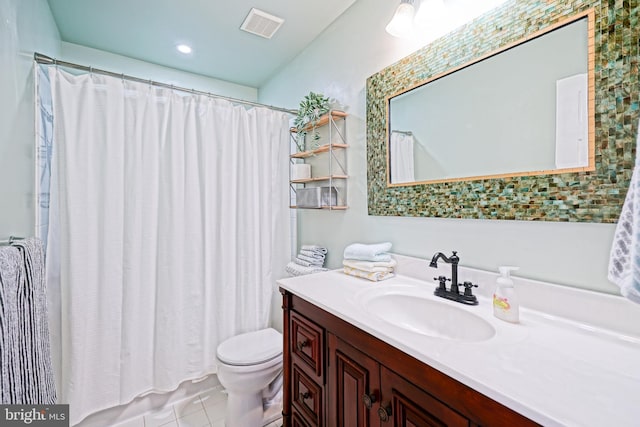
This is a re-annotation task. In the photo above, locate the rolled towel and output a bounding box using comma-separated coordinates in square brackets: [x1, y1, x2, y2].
[301, 245, 328, 255]
[299, 249, 325, 260]
[343, 242, 392, 262]
[286, 262, 328, 277]
[343, 265, 395, 282]
[342, 259, 393, 273]
[293, 257, 314, 267]
[297, 253, 325, 266]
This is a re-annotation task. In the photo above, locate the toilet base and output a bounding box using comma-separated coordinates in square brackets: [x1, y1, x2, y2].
[225, 391, 261, 427]
[224, 390, 282, 427]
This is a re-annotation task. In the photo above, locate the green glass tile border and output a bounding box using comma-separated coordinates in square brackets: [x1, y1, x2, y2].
[366, 0, 639, 222]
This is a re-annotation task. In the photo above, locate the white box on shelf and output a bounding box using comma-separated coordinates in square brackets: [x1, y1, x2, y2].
[291, 164, 311, 180]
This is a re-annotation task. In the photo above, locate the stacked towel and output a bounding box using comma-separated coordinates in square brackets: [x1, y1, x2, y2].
[342, 242, 395, 282]
[286, 245, 328, 277]
[343, 242, 393, 262]
[293, 245, 327, 267]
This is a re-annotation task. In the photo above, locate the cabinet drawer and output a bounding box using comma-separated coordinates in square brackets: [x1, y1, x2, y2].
[291, 312, 324, 378]
[292, 410, 312, 427]
[293, 364, 323, 426]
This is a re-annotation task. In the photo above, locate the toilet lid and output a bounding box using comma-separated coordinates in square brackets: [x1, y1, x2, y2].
[217, 328, 283, 366]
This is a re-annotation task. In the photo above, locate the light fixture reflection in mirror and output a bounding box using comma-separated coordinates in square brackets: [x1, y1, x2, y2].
[386, 12, 594, 186]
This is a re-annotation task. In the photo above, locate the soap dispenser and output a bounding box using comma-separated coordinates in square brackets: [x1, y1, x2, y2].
[493, 266, 519, 323]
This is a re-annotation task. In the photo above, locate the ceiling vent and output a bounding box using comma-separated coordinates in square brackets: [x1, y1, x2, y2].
[240, 8, 284, 39]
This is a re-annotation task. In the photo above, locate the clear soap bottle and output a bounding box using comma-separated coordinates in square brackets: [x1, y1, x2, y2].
[493, 266, 519, 323]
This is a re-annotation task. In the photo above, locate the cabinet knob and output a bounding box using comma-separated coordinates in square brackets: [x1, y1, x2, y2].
[299, 391, 311, 401]
[362, 392, 378, 409]
[377, 404, 392, 422]
[296, 340, 309, 352]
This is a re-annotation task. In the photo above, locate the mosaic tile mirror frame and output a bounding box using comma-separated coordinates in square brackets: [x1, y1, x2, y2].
[366, 0, 639, 222]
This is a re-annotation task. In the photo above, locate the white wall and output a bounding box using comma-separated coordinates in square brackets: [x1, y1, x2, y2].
[0, 5, 259, 240]
[60, 42, 258, 102]
[259, 0, 619, 295]
[0, 0, 60, 238]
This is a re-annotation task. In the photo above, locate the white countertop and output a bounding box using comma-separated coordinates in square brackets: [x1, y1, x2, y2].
[277, 255, 640, 427]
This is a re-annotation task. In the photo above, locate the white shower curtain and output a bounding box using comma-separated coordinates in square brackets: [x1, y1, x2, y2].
[46, 68, 291, 424]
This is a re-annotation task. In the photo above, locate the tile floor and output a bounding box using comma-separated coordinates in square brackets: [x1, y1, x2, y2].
[112, 386, 282, 427]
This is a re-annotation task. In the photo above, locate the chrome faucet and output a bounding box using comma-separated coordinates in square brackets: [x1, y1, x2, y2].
[429, 251, 478, 305]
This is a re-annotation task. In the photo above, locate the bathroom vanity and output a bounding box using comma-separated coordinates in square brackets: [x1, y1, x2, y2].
[278, 255, 640, 427]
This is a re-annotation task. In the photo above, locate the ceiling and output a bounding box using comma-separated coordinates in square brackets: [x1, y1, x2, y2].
[46, 0, 358, 88]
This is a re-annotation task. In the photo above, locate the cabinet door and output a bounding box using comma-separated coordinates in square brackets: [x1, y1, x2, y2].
[328, 334, 382, 427]
[380, 366, 469, 427]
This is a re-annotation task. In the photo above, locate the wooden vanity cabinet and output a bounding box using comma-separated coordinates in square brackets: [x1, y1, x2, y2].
[281, 290, 539, 427]
[328, 333, 381, 427]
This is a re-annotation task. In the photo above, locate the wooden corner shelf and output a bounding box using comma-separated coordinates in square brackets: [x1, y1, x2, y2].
[290, 175, 348, 184]
[289, 111, 348, 134]
[289, 205, 348, 210]
[289, 110, 348, 210]
[290, 143, 348, 159]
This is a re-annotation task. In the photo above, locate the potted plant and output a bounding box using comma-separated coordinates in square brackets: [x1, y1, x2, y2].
[293, 91, 330, 151]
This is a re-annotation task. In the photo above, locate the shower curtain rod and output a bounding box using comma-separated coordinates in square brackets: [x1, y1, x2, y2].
[34, 52, 297, 115]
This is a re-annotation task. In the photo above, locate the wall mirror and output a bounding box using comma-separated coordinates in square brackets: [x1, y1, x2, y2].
[386, 12, 594, 186]
[366, 5, 635, 223]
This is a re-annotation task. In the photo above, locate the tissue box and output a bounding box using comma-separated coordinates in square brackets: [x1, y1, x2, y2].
[297, 187, 338, 208]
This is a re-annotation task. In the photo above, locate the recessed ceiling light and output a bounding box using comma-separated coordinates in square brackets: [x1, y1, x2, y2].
[176, 44, 192, 54]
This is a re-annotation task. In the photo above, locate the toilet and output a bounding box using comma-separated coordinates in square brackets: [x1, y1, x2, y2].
[216, 328, 283, 427]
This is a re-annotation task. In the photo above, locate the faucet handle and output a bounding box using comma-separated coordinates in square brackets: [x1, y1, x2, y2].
[433, 276, 449, 290]
[462, 281, 478, 296]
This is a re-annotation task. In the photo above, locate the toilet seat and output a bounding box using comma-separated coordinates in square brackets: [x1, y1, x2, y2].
[217, 328, 282, 366]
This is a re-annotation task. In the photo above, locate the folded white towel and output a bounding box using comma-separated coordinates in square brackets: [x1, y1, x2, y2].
[342, 258, 396, 271]
[343, 266, 395, 282]
[286, 262, 328, 277]
[343, 242, 392, 262]
[299, 249, 325, 259]
[343, 259, 394, 273]
[297, 253, 325, 266]
[301, 245, 328, 254]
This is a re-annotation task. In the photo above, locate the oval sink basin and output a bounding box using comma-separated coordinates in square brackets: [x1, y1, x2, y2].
[362, 288, 495, 342]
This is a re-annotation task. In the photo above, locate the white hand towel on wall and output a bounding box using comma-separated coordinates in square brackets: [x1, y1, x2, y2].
[608, 120, 640, 304]
[555, 73, 588, 169]
[390, 131, 415, 183]
[0, 239, 56, 404]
